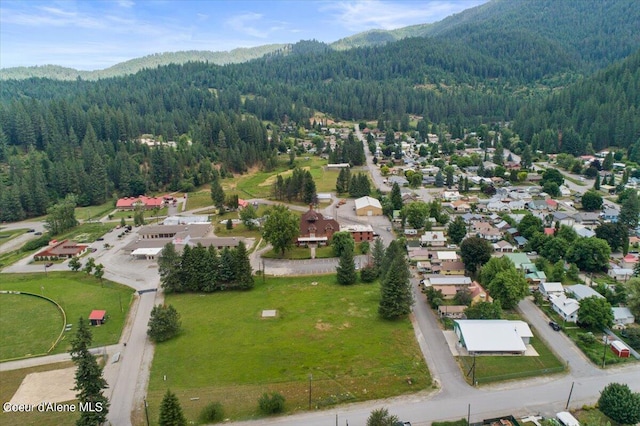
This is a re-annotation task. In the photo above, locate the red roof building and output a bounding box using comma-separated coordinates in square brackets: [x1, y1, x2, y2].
[297, 205, 339, 246]
[116, 195, 165, 210]
[34, 239, 88, 260]
[88, 310, 107, 326]
[543, 227, 555, 236]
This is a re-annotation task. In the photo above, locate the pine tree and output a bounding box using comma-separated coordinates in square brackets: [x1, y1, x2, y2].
[371, 237, 386, 277]
[233, 241, 254, 289]
[70, 318, 109, 426]
[594, 173, 601, 190]
[218, 247, 236, 286]
[390, 183, 403, 210]
[158, 389, 187, 426]
[336, 245, 357, 285]
[378, 252, 413, 319]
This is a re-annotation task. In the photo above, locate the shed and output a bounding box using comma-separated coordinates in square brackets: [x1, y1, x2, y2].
[89, 310, 107, 326]
[610, 340, 630, 358]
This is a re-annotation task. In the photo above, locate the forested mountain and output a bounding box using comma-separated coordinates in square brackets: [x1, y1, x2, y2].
[333, 0, 640, 72]
[513, 49, 640, 155]
[0, 45, 285, 81]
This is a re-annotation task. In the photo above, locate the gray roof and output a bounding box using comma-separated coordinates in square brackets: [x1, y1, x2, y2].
[566, 284, 604, 301]
[455, 320, 531, 353]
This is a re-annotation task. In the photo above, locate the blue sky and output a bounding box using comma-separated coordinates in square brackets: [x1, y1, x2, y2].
[0, 0, 487, 71]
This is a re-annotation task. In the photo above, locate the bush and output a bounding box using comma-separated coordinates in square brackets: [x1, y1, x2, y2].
[578, 332, 596, 345]
[22, 235, 50, 251]
[199, 402, 224, 423]
[360, 265, 378, 283]
[258, 392, 285, 414]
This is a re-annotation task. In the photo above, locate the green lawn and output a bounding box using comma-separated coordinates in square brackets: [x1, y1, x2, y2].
[458, 335, 565, 385]
[74, 201, 116, 222]
[0, 293, 63, 360]
[146, 276, 431, 423]
[185, 190, 213, 211]
[0, 362, 78, 426]
[0, 272, 135, 356]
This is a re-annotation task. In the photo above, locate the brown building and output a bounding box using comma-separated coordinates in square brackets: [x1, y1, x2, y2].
[298, 205, 340, 246]
[340, 224, 375, 242]
[34, 239, 88, 260]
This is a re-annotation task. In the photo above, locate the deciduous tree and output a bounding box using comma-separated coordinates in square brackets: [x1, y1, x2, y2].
[331, 231, 355, 258]
[403, 201, 429, 229]
[566, 237, 611, 272]
[577, 296, 613, 329]
[488, 268, 529, 309]
[148, 304, 182, 343]
[619, 190, 640, 230]
[367, 407, 399, 426]
[595, 222, 629, 253]
[464, 301, 503, 319]
[460, 236, 492, 274]
[447, 216, 467, 245]
[598, 383, 640, 425]
[581, 190, 603, 211]
[262, 204, 299, 257]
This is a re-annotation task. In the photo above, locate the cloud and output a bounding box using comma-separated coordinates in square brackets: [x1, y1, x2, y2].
[225, 12, 268, 38]
[116, 0, 135, 8]
[320, 0, 482, 31]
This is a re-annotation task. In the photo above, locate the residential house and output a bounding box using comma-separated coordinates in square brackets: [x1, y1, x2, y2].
[551, 211, 575, 227]
[601, 209, 619, 223]
[550, 295, 580, 323]
[539, 282, 564, 299]
[472, 222, 502, 242]
[608, 267, 634, 282]
[453, 320, 533, 355]
[298, 205, 339, 246]
[408, 249, 431, 262]
[565, 284, 604, 301]
[526, 200, 548, 211]
[442, 191, 462, 201]
[468, 281, 492, 304]
[621, 254, 639, 269]
[388, 176, 409, 186]
[492, 240, 514, 253]
[573, 224, 596, 238]
[612, 307, 635, 326]
[420, 231, 446, 247]
[422, 275, 472, 291]
[574, 212, 601, 226]
[513, 236, 528, 249]
[432, 285, 458, 299]
[450, 200, 471, 212]
[438, 261, 466, 275]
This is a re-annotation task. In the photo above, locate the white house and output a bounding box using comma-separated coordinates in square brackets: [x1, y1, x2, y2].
[453, 320, 533, 355]
[565, 284, 604, 301]
[420, 231, 446, 247]
[612, 307, 635, 325]
[608, 267, 634, 282]
[550, 295, 580, 323]
[539, 282, 564, 299]
[442, 191, 462, 201]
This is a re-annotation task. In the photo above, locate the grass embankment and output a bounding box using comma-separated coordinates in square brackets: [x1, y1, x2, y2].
[0, 272, 135, 359]
[146, 275, 430, 423]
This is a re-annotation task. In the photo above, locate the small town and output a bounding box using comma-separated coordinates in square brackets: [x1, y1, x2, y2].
[1, 1, 640, 426]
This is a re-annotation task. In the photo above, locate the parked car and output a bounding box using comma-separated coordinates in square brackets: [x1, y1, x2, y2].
[34, 232, 42, 235]
[549, 321, 561, 331]
[45, 262, 53, 268]
[27, 228, 35, 232]
[96, 237, 104, 241]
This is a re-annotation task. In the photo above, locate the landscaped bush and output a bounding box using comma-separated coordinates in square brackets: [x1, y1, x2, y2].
[258, 392, 285, 414]
[360, 265, 378, 282]
[199, 402, 224, 423]
[22, 235, 50, 251]
[578, 332, 596, 345]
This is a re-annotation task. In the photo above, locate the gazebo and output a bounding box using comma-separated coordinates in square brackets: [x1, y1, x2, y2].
[88, 310, 107, 326]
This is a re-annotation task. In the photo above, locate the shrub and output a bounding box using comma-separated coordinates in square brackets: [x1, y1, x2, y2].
[22, 235, 50, 251]
[258, 392, 285, 414]
[360, 265, 378, 283]
[199, 402, 224, 423]
[577, 332, 596, 345]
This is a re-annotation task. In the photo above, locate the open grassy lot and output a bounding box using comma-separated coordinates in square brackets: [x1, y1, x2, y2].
[146, 276, 431, 423]
[0, 361, 77, 426]
[458, 336, 565, 385]
[0, 293, 63, 360]
[0, 272, 135, 357]
[74, 200, 116, 221]
[185, 190, 213, 211]
[0, 228, 28, 248]
[574, 406, 618, 426]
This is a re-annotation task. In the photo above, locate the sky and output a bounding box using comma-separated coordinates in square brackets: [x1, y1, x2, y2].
[0, 0, 487, 71]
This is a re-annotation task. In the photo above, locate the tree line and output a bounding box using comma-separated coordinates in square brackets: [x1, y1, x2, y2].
[158, 242, 254, 293]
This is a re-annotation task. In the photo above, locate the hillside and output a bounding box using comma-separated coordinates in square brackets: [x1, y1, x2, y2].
[332, 0, 640, 71]
[0, 44, 285, 81]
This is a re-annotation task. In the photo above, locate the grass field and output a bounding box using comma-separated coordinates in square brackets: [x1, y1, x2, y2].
[0, 361, 78, 426]
[146, 276, 431, 423]
[74, 201, 116, 222]
[458, 334, 565, 385]
[0, 272, 135, 357]
[0, 293, 63, 360]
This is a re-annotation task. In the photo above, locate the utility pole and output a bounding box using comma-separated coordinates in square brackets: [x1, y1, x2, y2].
[565, 381, 575, 409]
[144, 398, 150, 426]
[467, 403, 471, 425]
[602, 335, 608, 368]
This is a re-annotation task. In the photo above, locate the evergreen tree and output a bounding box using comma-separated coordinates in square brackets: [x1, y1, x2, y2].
[218, 247, 236, 286]
[447, 216, 467, 245]
[233, 241, 254, 289]
[371, 237, 386, 277]
[390, 183, 403, 211]
[336, 245, 357, 285]
[158, 389, 187, 426]
[210, 177, 225, 210]
[619, 190, 640, 230]
[434, 171, 444, 187]
[378, 251, 413, 319]
[148, 304, 182, 342]
[594, 173, 601, 190]
[70, 317, 109, 426]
